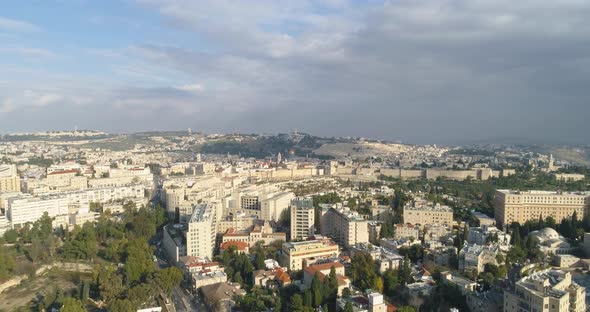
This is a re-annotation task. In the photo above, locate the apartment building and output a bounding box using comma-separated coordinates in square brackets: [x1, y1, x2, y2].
[393, 223, 420, 241]
[7, 194, 69, 227]
[458, 243, 498, 275]
[223, 184, 294, 222]
[504, 269, 585, 312]
[0, 164, 20, 192]
[403, 200, 453, 226]
[280, 239, 339, 271]
[186, 202, 220, 260]
[291, 197, 315, 241]
[494, 190, 590, 226]
[320, 206, 369, 247]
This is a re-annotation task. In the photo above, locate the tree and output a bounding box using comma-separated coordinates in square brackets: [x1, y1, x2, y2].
[511, 226, 522, 247]
[124, 238, 154, 285]
[28, 238, 43, 266]
[382, 269, 399, 296]
[154, 267, 183, 294]
[3, 229, 17, 243]
[81, 280, 90, 301]
[397, 307, 416, 312]
[96, 265, 124, 303]
[291, 294, 305, 312]
[342, 287, 352, 297]
[234, 271, 243, 285]
[60, 297, 86, 312]
[311, 272, 323, 307]
[373, 276, 384, 293]
[399, 255, 412, 286]
[254, 244, 266, 270]
[110, 298, 136, 312]
[344, 301, 354, 312]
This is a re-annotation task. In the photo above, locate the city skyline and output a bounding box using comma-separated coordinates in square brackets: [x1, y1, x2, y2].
[1, 0, 589, 145]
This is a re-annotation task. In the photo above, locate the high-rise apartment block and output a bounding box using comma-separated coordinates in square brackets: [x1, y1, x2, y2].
[186, 202, 220, 260]
[290, 197, 315, 240]
[320, 206, 369, 247]
[494, 190, 589, 226]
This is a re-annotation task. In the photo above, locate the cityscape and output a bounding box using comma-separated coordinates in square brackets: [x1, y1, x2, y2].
[0, 131, 589, 312]
[2, 1, 590, 312]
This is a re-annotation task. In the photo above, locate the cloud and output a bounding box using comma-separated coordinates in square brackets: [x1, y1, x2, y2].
[3, 1, 590, 144]
[0, 16, 40, 32]
[0, 47, 57, 59]
[174, 83, 203, 92]
[125, 0, 590, 144]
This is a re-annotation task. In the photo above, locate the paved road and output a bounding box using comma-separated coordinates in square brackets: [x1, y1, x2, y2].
[170, 286, 207, 311]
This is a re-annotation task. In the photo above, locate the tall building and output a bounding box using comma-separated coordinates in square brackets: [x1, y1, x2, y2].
[290, 197, 315, 240]
[186, 202, 220, 260]
[494, 190, 589, 227]
[0, 164, 20, 192]
[504, 269, 585, 312]
[320, 206, 369, 247]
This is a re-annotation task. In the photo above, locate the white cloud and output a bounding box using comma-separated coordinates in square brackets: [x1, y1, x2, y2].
[174, 83, 203, 92]
[0, 16, 40, 32]
[0, 47, 57, 59]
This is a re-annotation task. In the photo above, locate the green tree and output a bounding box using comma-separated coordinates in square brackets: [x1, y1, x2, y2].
[344, 301, 354, 312]
[3, 229, 18, 243]
[399, 255, 412, 285]
[154, 267, 183, 294]
[60, 297, 86, 312]
[109, 299, 136, 312]
[382, 269, 399, 296]
[254, 244, 266, 270]
[96, 264, 124, 303]
[124, 238, 154, 285]
[291, 294, 305, 312]
[311, 272, 323, 307]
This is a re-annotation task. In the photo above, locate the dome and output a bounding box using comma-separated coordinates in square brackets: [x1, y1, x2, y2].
[538, 227, 559, 239]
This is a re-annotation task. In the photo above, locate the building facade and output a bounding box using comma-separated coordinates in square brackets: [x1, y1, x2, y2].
[290, 197, 315, 240]
[494, 190, 589, 227]
[504, 269, 585, 312]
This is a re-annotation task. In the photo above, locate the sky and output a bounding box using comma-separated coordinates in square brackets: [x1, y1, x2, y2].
[0, 0, 589, 145]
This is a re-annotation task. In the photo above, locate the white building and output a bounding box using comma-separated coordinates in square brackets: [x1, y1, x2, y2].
[186, 202, 221, 260]
[290, 197, 315, 241]
[321, 206, 369, 247]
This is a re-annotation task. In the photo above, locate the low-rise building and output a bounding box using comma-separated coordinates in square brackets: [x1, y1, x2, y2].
[467, 225, 511, 251]
[529, 227, 573, 255]
[504, 269, 585, 312]
[200, 282, 246, 312]
[252, 268, 291, 289]
[394, 223, 420, 241]
[220, 222, 286, 247]
[459, 243, 498, 275]
[280, 239, 339, 271]
[440, 271, 477, 295]
[403, 200, 453, 226]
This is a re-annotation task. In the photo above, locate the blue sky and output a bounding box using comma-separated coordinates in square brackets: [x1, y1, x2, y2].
[1, 0, 590, 144]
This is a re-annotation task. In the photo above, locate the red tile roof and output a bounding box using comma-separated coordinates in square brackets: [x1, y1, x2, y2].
[220, 241, 249, 251]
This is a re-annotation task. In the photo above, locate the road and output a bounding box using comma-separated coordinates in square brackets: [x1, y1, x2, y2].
[170, 285, 207, 311]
